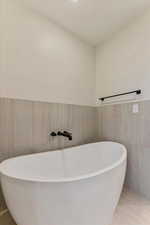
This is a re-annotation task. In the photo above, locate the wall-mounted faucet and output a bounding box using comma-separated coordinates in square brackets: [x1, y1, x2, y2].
[49, 131, 72, 141]
[57, 131, 72, 141]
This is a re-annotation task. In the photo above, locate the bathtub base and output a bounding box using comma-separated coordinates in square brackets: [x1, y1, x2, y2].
[1, 163, 125, 225]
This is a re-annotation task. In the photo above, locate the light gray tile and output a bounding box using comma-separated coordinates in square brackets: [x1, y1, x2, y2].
[0, 98, 98, 160]
[0, 98, 13, 162]
[10, 99, 33, 157]
[0, 97, 99, 210]
[98, 100, 150, 200]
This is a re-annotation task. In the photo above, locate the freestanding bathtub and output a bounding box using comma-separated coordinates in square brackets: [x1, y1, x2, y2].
[0, 142, 127, 225]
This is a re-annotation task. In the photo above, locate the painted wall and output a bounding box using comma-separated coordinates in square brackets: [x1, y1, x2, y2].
[96, 9, 150, 103]
[0, 0, 95, 106]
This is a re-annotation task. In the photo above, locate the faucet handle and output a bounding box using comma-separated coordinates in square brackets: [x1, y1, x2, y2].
[57, 131, 62, 136]
[48, 132, 57, 137]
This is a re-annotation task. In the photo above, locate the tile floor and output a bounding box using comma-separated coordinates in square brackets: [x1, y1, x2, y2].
[0, 190, 150, 225]
[112, 190, 150, 225]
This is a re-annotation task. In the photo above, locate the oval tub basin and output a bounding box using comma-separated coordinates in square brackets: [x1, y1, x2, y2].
[0, 142, 127, 225]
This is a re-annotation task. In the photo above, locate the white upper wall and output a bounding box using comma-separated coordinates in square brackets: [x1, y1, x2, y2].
[19, 0, 150, 45]
[2, 0, 150, 107]
[96, 9, 150, 104]
[0, 0, 95, 106]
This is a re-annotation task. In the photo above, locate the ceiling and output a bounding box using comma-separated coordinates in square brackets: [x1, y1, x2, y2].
[20, 0, 150, 46]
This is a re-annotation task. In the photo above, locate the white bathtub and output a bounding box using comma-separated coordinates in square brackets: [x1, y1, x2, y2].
[0, 142, 127, 225]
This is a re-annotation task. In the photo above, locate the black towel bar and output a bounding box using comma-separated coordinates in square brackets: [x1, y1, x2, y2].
[99, 89, 141, 102]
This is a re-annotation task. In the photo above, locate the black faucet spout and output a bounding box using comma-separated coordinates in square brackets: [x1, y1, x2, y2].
[64, 131, 72, 141]
[57, 131, 72, 141]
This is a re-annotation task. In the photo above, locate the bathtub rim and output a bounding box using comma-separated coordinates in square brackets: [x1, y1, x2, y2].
[0, 142, 127, 183]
